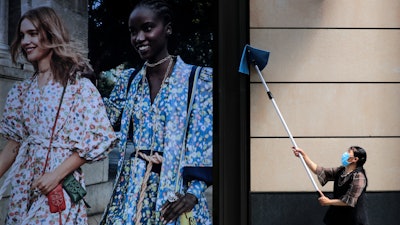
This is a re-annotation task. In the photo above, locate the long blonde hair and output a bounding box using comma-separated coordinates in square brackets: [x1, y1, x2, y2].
[10, 6, 93, 86]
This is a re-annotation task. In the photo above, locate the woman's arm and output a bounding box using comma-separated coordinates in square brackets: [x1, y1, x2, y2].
[292, 147, 318, 174]
[32, 152, 86, 195]
[0, 140, 20, 178]
[318, 196, 348, 206]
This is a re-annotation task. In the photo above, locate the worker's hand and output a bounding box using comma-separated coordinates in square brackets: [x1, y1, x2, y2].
[318, 195, 331, 206]
[292, 147, 305, 158]
[161, 192, 197, 224]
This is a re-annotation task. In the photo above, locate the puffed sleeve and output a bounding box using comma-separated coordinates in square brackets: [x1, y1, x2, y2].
[316, 166, 342, 186]
[102, 68, 136, 127]
[0, 81, 30, 142]
[66, 78, 117, 162]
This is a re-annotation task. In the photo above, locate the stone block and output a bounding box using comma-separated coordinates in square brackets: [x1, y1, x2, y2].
[250, 0, 400, 28]
[250, 29, 400, 82]
[82, 158, 110, 185]
[250, 83, 400, 137]
[251, 138, 400, 192]
[86, 181, 114, 216]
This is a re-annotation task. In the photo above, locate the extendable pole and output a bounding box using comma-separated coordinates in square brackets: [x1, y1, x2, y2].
[253, 63, 321, 194]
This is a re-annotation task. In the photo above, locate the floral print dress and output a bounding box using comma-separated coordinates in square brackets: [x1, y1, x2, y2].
[101, 56, 213, 225]
[0, 76, 117, 225]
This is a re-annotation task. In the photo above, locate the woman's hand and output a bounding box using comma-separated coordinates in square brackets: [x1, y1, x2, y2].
[318, 196, 349, 207]
[32, 171, 62, 195]
[32, 152, 86, 195]
[292, 147, 305, 158]
[318, 195, 331, 206]
[291, 146, 318, 174]
[161, 192, 198, 224]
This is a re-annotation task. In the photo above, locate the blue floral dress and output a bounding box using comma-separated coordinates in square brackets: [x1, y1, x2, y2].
[101, 56, 213, 225]
[0, 76, 117, 225]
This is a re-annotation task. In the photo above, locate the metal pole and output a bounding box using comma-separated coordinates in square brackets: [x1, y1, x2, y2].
[253, 64, 321, 193]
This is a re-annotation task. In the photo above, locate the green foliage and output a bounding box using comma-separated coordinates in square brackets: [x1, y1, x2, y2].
[97, 64, 126, 97]
[88, 0, 215, 72]
[88, 0, 215, 96]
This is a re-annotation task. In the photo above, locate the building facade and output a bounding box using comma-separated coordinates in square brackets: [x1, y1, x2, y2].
[249, 1, 400, 225]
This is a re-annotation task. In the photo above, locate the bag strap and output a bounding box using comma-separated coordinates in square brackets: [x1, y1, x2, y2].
[43, 85, 67, 174]
[174, 65, 202, 192]
[187, 65, 198, 110]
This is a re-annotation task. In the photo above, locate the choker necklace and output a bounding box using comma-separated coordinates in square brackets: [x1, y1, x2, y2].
[145, 55, 172, 68]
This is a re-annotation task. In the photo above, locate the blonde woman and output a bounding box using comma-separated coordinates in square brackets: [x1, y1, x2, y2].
[0, 6, 116, 224]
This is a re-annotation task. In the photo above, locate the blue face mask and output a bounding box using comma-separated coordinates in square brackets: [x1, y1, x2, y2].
[341, 152, 351, 166]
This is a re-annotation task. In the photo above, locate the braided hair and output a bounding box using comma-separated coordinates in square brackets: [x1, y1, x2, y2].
[135, 0, 174, 26]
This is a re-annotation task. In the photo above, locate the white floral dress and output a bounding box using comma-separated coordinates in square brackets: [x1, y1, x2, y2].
[0, 76, 117, 225]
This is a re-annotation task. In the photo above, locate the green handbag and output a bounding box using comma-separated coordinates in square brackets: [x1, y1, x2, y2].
[62, 173, 90, 207]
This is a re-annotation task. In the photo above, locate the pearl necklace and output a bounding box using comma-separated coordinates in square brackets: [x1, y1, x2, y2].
[136, 56, 173, 150]
[132, 56, 174, 224]
[145, 55, 172, 68]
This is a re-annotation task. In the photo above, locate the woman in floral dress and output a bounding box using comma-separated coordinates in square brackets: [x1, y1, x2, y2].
[101, 0, 213, 224]
[0, 6, 116, 224]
